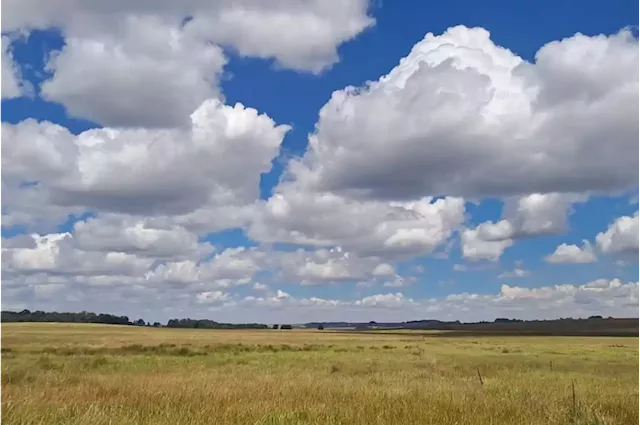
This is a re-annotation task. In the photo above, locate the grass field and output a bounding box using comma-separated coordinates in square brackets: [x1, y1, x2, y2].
[1, 323, 638, 425]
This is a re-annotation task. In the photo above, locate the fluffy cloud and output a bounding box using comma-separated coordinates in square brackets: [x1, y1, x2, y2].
[2, 229, 263, 303]
[545, 241, 597, 264]
[72, 215, 214, 260]
[288, 27, 637, 201]
[460, 227, 513, 261]
[183, 0, 375, 73]
[501, 193, 585, 237]
[2, 233, 153, 277]
[3, 0, 373, 73]
[271, 248, 414, 286]
[3, 0, 373, 125]
[498, 268, 530, 279]
[252, 282, 270, 292]
[2, 100, 289, 228]
[461, 193, 584, 260]
[145, 247, 263, 289]
[40, 17, 227, 127]
[196, 291, 232, 305]
[596, 212, 639, 254]
[372, 263, 396, 277]
[249, 191, 465, 259]
[544, 212, 639, 264]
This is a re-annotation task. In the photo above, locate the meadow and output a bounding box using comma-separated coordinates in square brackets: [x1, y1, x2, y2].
[1, 323, 638, 425]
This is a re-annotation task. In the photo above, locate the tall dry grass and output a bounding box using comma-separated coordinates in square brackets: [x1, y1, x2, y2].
[2, 323, 638, 424]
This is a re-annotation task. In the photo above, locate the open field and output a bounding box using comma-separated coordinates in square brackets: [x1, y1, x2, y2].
[1, 323, 638, 425]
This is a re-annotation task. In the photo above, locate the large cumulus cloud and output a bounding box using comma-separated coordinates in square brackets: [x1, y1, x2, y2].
[288, 26, 638, 201]
[3, 99, 290, 230]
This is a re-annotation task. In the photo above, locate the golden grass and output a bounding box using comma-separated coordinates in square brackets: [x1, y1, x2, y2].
[2, 323, 638, 424]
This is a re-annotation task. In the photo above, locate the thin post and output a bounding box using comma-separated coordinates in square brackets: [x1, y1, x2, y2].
[549, 360, 553, 371]
[571, 380, 576, 415]
[476, 368, 484, 387]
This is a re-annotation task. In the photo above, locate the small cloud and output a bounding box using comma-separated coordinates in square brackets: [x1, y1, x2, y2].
[372, 263, 395, 277]
[453, 262, 497, 272]
[453, 264, 467, 272]
[382, 276, 414, 288]
[356, 280, 376, 288]
[252, 282, 270, 292]
[498, 268, 530, 279]
[196, 291, 231, 304]
[545, 241, 597, 264]
[438, 279, 456, 288]
[276, 289, 291, 299]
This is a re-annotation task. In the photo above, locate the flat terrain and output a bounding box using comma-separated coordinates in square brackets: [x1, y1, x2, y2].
[1, 323, 638, 425]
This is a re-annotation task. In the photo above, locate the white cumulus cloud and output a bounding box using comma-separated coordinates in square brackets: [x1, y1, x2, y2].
[498, 268, 531, 279]
[41, 16, 227, 128]
[288, 27, 637, 200]
[545, 241, 597, 264]
[596, 212, 639, 254]
[3, 0, 374, 125]
[2, 99, 290, 228]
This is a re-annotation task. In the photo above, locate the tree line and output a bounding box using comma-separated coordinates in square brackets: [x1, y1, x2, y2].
[1, 310, 267, 329]
[2, 310, 133, 325]
[166, 318, 268, 329]
[306, 316, 638, 336]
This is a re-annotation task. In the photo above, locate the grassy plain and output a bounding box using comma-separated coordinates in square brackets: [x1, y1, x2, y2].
[1, 323, 638, 425]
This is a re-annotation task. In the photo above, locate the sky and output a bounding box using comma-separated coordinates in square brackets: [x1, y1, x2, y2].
[1, 0, 639, 323]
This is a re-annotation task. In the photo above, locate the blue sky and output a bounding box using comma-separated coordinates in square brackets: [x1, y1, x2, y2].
[1, 0, 638, 322]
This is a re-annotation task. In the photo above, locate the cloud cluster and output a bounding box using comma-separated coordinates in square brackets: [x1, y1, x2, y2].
[3, 0, 374, 125]
[3, 268, 636, 323]
[545, 212, 638, 264]
[248, 193, 465, 259]
[256, 27, 637, 265]
[3, 100, 289, 231]
[2, 20, 638, 321]
[3, 0, 374, 71]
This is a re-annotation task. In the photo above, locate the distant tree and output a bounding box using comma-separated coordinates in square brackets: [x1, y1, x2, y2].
[317, 324, 324, 330]
[280, 324, 293, 330]
[165, 317, 268, 329]
[0, 310, 131, 325]
[272, 324, 279, 330]
[1, 310, 267, 329]
[153, 322, 162, 327]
